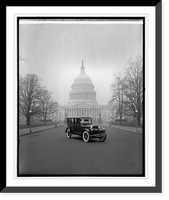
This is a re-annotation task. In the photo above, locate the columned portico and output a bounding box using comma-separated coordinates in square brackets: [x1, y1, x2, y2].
[64, 105, 102, 120]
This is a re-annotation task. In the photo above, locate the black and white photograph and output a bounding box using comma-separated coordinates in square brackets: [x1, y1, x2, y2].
[18, 17, 144, 176]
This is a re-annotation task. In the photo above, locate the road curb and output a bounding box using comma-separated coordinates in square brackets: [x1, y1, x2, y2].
[19, 125, 65, 137]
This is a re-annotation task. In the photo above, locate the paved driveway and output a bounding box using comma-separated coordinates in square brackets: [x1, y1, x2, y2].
[19, 125, 144, 176]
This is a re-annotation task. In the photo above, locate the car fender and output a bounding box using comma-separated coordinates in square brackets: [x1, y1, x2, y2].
[65, 127, 70, 133]
[83, 128, 91, 133]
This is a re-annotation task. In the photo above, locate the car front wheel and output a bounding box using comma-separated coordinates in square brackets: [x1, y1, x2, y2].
[66, 129, 71, 138]
[82, 131, 90, 143]
[99, 132, 107, 142]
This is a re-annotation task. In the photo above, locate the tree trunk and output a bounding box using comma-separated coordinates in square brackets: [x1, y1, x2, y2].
[119, 112, 123, 125]
[137, 113, 141, 127]
[44, 114, 47, 125]
[27, 115, 30, 126]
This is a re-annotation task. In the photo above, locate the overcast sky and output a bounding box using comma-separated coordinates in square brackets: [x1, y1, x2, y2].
[19, 20, 143, 105]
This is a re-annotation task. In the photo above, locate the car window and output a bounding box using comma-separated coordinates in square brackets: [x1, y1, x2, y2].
[80, 118, 92, 125]
[77, 118, 81, 124]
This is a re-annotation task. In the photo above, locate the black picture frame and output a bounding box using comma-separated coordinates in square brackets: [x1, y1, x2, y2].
[4, 2, 162, 193]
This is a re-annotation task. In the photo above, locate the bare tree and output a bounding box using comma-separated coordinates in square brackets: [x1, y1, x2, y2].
[122, 55, 143, 126]
[110, 55, 143, 126]
[19, 55, 28, 63]
[19, 73, 44, 126]
[40, 89, 58, 124]
[110, 73, 125, 124]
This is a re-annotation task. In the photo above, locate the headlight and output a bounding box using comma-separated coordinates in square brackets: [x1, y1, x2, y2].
[99, 127, 102, 131]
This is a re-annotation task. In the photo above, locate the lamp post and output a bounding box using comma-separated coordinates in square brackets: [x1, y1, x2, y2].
[29, 110, 32, 132]
[54, 113, 57, 127]
[135, 109, 138, 132]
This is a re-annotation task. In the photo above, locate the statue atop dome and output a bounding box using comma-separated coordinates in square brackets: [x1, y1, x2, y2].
[81, 60, 85, 72]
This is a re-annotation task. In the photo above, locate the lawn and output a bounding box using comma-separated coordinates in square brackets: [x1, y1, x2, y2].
[110, 121, 143, 128]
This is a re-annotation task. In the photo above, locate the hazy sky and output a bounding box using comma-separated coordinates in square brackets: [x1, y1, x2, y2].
[19, 20, 143, 105]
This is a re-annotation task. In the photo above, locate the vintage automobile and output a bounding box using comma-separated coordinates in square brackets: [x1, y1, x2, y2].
[65, 117, 107, 143]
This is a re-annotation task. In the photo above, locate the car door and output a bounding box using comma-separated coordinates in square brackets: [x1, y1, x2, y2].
[68, 118, 73, 132]
[74, 118, 82, 135]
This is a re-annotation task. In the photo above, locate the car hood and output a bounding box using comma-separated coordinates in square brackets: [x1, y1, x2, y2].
[82, 125, 92, 128]
[82, 124, 99, 129]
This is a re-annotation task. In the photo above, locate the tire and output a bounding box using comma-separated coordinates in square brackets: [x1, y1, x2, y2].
[66, 129, 71, 138]
[99, 132, 107, 142]
[82, 131, 90, 143]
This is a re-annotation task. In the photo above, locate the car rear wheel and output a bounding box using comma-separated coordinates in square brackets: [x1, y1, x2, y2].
[82, 131, 90, 143]
[66, 129, 71, 138]
[99, 132, 107, 142]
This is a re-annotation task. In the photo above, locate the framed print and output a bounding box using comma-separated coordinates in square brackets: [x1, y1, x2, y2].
[4, 3, 162, 193]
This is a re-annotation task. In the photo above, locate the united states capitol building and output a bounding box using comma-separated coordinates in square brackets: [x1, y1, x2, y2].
[56, 61, 110, 124]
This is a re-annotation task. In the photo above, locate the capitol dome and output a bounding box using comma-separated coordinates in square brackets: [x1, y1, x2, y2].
[68, 61, 97, 105]
[73, 63, 92, 84]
